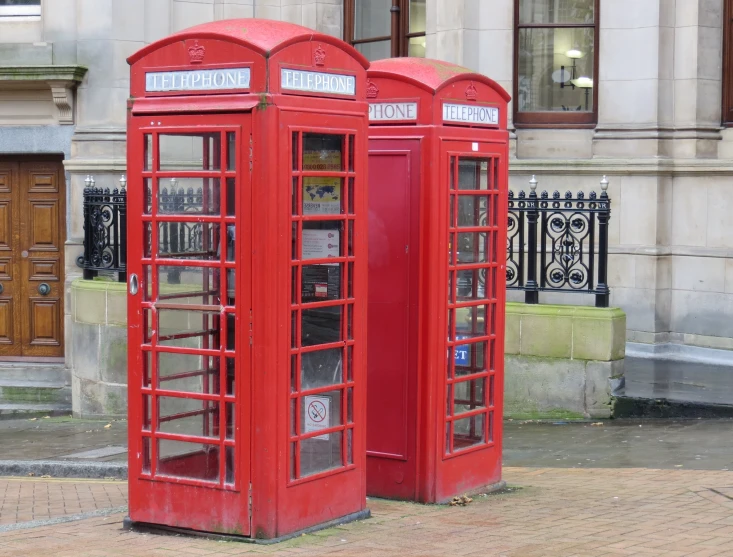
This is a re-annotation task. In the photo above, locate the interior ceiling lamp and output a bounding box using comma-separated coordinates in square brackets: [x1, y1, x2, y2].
[552, 48, 584, 89]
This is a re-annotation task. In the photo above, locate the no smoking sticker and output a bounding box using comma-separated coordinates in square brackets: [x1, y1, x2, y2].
[304, 395, 331, 440]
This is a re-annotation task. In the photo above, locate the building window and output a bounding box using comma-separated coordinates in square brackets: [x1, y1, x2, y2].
[514, 0, 598, 127]
[0, 0, 41, 18]
[344, 0, 426, 61]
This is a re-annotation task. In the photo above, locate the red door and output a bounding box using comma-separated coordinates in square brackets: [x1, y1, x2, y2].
[436, 138, 506, 500]
[366, 140, 420, 499]
[127, 114, 252, 534]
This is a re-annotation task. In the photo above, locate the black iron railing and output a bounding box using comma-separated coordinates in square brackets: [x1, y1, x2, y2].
[507, 176, 611, 307]
[78, 176, 127, 282]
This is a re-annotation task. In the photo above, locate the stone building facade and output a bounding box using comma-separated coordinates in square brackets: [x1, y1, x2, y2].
[0, 0, 731, 416]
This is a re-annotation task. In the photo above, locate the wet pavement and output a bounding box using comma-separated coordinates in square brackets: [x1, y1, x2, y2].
[3, 415, 733, 472]
[624, 356, 733, 406]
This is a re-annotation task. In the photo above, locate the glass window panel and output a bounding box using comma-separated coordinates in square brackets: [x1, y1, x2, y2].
[143, 309, 153, 344]
[456, 232, 489, 264]
[157, 178, 220, 216]
[446, 384, 453, 416]
[157, 396, 219, 438]
[458, 160, 489, 190]
[157, 440, 219, 482]
[454, 378, 486, 415]
[291, 310, 298, 349]
[292, 177, 299, 216]
[302, 178, 344, 216]
[348, 178, 355, 214]
[302, 221, 343, 259]
[144, 134, 152, 171]
[453, 414, 486, 451]
[517, 27, 595, 112]
[158, 133, 221, 171]
[157, 309, 221, 349]
[301, 348, 343, 390]
[157, 222, 220, 260]
[158, 352, 218, 394]
[227, 132, 236, 171]
[518, 0, 594, 24]
[142, 394, 152, 430]
[302, 264, 342, 303]
[226, 178, 235, 217]
[300, 431, 343, 478]
[458, 195, 490, 228]
[355, 41, 391, 62]
[226, 313, 235, 351]
[226, 357, 235, 396]
[347, 387, 353, 423]
[348, 262, 354, 298]
[142, 437, 151, 473]
[347, 428, 353, 465]
[490, 375, 495, 407]
[354, 0, 390, 40]
[456, 269, 488, 301]
[303, 133, 343, 170]
[144, 178, 152, 214]
[226, 403, 235, 440]
[407, 36, 426, 58]
[144, 351, 152, 387]
[292, 133, 299, 171]
[143, 265, 153, 301]
[455, 341, 488, 378]
[157, 265, 220, 305]
[455, 305, 489, 338]
[347, 345, 353, 382]
[143, 223, 152, 258]
[348, 136, 355, 172]
[409, 0, 426, 32]
[291, 398, 297, 436]
[225, 446, 235, 484]
[290, 442, 297, 480]
[302, 306, 343, 347]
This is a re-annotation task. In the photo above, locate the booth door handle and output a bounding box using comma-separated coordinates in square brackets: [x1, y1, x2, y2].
[38, 283, 50, 296]
[129, 274, 139, 296]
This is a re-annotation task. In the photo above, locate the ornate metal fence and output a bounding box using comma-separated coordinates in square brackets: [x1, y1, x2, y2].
[507, 175, 611, 307]
[78, 176, 127, 282]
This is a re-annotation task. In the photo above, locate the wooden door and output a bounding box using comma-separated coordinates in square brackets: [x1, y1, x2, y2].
[0, 159, 65, 358]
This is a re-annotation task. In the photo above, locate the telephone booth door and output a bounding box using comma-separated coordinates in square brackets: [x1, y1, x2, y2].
[127, 113, 252, 534]
[438, 139, 505, 497]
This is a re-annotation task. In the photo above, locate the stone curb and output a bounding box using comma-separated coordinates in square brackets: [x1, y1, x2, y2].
[0, 460, 127, 479]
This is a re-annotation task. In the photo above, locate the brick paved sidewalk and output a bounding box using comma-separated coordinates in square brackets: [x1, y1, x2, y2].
[4, 468, 733, 556]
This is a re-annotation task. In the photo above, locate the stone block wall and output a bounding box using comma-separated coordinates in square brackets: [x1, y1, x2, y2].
[504, 303, 626, 419]
[71, 278, 128, 418]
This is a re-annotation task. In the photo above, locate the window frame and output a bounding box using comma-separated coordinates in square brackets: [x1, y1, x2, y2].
[344, 0, 426, 59]
[513, 0, 600, 129]
[0, 0, 41, 19]
[723, 0, 733, 125]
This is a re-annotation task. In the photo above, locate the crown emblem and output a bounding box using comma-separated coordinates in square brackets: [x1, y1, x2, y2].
[314, 44, 326, 66]
[465, 82, 478, 101]
[188, 40, 205, 64]
[366, 80, 379, 99]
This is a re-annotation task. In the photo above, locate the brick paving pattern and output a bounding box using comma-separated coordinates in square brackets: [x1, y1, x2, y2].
[4, 468, 733, 556]
[0, 477, 127, 526]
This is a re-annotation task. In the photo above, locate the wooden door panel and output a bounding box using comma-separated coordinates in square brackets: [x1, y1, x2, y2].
[18, 161, 65, 358]
[28, 200, 60, 252]
[0, 163, 20, 356]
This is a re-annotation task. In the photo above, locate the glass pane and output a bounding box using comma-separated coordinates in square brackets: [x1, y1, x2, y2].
[157, 178, 220, 215]
[518, 0, 594, 24]
[453, 414, 486, 451]
[227, 132, 236, 171]
[225, 446, 234, 484]
[144, 351, 152, 387]
[458, 160, 489, 190]
[302, 264, 342, 303]
[159, 133, 221, 171]
[303, 133, 343, 171]
[292, 133, 299, 171]
[226, 357, 235, 396]
[157, 222, 220, 260]
[355, 41, 391, 62]
[226, 403, 235, 440]
[157, 266, 220, 305]
[458, 195, 489, 228]
[409, 0, 426, 32]
[142, 394, 152, 430]
[518, 27, 595, 112]
[142, 437, 151, 473]
[302, 221, 343, 259]
[408, 36, 426, 58]
[143, 265, 153, 301]
[301, 431, 343, 478]
[303, 178, 344, 216]
[144, 178, 152, 214]
[354, 0, 390, 40]
[456, 269, 487, 301]
[157, 396, 219, 438]
[455, 341, 488, 377]
[157, 309, 221, 349]
[347, 428, 353, 465]
[454, 378, 486, 414]
[455, 305, 489, 338]
[144, 134, 152, 171]
[158, 352, 219, 394]
[226, 178, 235, 217]
[157, 440, 219, 482]
[301, 348, 343, 390]
[302, 306, 343, 347]
[456, 233, 488, 264]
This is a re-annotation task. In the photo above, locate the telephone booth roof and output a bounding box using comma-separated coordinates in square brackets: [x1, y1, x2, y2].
[367, 58, 510, 128]
[127, 19, 369, 105]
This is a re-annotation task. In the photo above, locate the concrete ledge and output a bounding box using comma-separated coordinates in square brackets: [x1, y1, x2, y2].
[0, 459, 127, 479]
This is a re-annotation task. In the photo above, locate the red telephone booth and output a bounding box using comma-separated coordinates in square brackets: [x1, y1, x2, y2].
[366, 58, 510, 503]
[125, 20, 369, 539]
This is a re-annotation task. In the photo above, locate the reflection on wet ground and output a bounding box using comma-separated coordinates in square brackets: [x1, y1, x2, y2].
[623, 356, 733, 406]
[504, 418, 733, 470]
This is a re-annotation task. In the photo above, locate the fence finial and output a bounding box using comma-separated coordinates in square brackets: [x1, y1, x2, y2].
[170, 177, 178, 188]
[529, 175, 538, 191]
[119, 175, 127, 189]
[600, 175, 609, 191]
[84, 175, 92, 187]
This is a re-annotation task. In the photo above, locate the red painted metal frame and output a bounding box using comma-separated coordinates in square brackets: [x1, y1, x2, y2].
[127, 19, 369, 540]
[366, 58, 509, 503]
